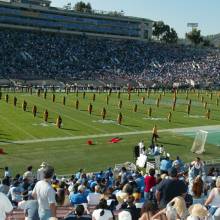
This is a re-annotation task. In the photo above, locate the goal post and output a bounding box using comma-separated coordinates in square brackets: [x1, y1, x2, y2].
[191, 130, 208, 154]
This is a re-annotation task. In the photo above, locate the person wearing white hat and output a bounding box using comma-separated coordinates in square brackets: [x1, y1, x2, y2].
[118, 210, 132, 220]
[187, 204, 211, 220]
[37, 162, 48, 181]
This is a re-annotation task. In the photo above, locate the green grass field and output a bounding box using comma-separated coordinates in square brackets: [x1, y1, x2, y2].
[0, 89, 220, 175]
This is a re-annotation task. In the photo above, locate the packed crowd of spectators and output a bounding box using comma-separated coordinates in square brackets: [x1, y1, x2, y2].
[1, 155, 220, 220]
[0, 28, 220, 87]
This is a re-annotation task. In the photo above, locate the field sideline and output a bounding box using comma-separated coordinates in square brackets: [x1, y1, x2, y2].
[1, 124, 220, 145]
[0, 90, 220, 174]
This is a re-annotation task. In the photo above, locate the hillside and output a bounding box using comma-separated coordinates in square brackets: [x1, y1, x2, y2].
[206, 33, 220, 47]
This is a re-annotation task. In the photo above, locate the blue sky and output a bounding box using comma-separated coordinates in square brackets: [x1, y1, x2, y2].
[51, 0, 220, 38]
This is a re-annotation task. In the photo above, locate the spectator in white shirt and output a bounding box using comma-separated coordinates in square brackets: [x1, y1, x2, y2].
[4, 166, 11, 178]
[0, 192, 13, 220]
[7, 180, 22, 206]
[92, 199, 113, 220]
[138, 140, 145, 155]
[87, 185, 102, 206]
[32, 165, 56, 220]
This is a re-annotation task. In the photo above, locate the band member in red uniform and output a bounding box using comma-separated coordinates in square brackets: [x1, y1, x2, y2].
[88, 103, 93, 115]
[117, 112, 122, 125]
[32, 105, 37, 117]
[101, 107, 106, 120]
[44, 109, 49, 122]
[56, 115, 62, 128]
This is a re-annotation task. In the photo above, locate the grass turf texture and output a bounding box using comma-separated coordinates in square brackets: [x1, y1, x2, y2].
[0, 90, 220, 175]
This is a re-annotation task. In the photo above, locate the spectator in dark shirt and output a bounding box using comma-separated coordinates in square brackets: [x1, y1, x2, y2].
[121, 196, 140, 220]
[156, 167, 187, 209]
[64, 204, 91, 220]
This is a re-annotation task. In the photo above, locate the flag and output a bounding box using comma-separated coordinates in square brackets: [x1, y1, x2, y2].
[109, 137, 122, 143]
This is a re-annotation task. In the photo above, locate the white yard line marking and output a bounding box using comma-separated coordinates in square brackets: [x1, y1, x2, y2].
[1, 124, 220, 145]
[0, 114, 36, 139]
[36, 95, 139, 133]
[31, 96, 110, 133]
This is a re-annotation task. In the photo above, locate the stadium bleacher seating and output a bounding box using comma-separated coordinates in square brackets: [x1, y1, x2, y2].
[0, 28, 220, 88]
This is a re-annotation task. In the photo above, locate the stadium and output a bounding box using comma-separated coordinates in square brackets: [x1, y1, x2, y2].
[0, 0, 220, 219]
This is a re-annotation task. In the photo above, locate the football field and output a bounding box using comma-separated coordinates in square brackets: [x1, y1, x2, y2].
[0, 89, 220, 175]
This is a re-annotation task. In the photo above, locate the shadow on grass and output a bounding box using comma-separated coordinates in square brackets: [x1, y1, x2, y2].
[0, 152, 8, 155]
[62, 128, 78, 132]
[123, 124, 140, 128]
[0, 140, 15, 144]
[177, 110, 187, 113]
[91, 114, 102, 117]
[0, 137, 13, 141]
[0, 140, 24, 146]
[173, 121, 187, 125]
[158, 141, 185, 147]
[209, 117, 220, 121]
[0, 133, 10, 137]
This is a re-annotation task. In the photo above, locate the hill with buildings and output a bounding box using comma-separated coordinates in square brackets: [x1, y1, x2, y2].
[206, 33, 220, 47]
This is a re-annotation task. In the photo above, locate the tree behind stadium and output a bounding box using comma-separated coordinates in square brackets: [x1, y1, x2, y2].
[153, 21, 178, 44]
[74, 1, 92, 13]
[186, 29, 203, 46]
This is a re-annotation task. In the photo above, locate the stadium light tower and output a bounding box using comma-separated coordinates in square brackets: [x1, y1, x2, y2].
[187, 23, 199, 31]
